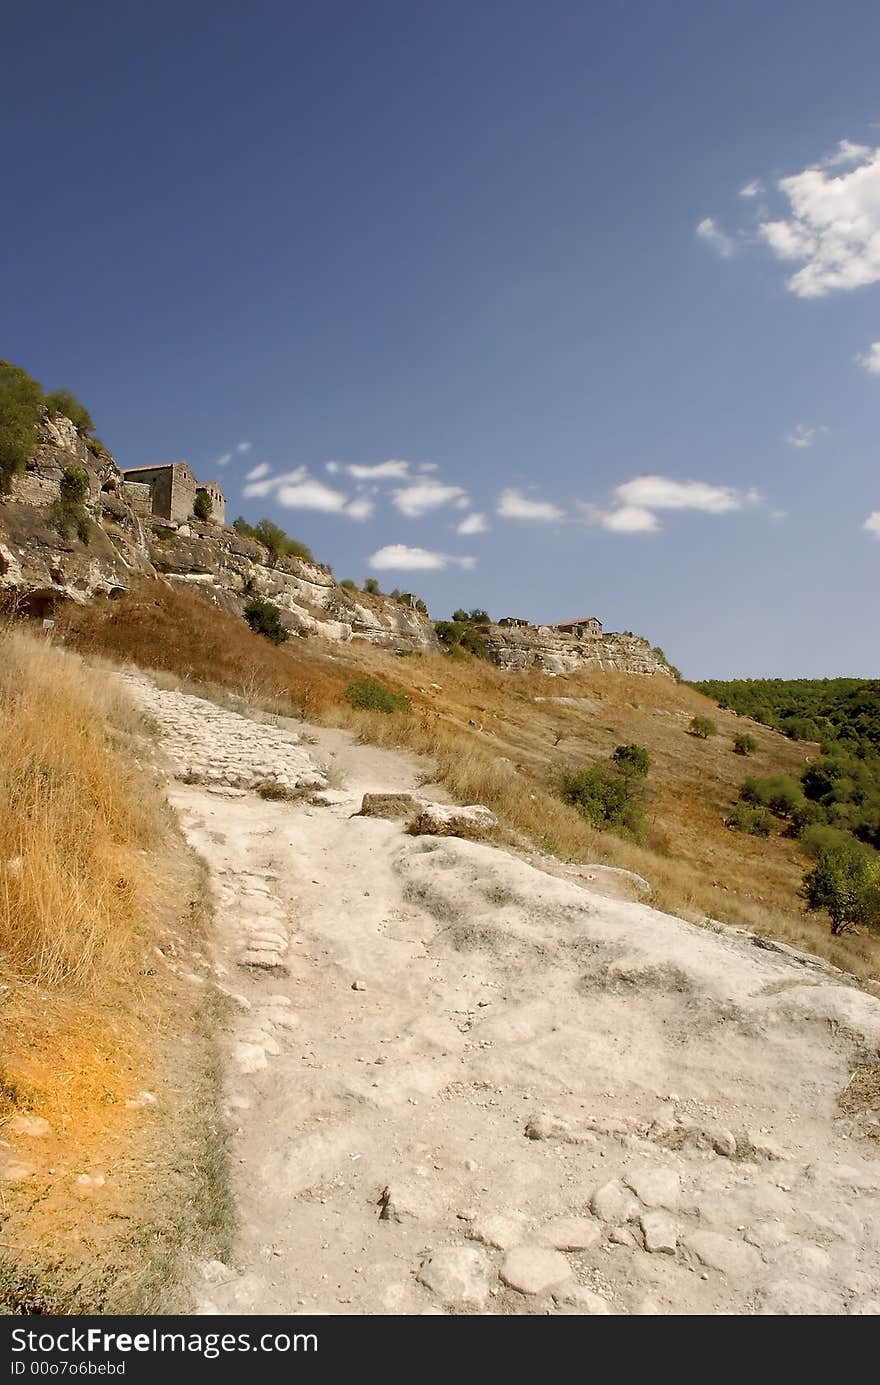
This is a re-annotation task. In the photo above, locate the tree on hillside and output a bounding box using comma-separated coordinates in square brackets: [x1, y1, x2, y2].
[690, 715, 717, 739]
[193, 489, 213, 521]
[363, 578, 380, 595]
[243, 595, 289, 644]
[612, 743, 651, 785]
[803, 840, 880, 935]
[0, 360, 45, 492]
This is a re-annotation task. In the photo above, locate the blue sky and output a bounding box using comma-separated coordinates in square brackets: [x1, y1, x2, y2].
[4, 1, 879, 678]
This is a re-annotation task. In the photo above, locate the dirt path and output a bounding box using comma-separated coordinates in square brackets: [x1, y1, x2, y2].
[122, 674, 880, 1316]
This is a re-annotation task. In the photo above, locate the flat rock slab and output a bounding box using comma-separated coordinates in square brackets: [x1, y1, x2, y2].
[535, 1216, 602, 1251]
[501, 1246, 573, 1296]
[467, 1212, 528, 1250]
[686, 1231, 763, 1277]
[591, 1179, 640, 1224]
[409, 803, 498, 837]
[625, 1165, 681, 1209]
[358, 793, 420, 818]
[640, 1210, 678, 1254]
[417, 1246, 493, 1310]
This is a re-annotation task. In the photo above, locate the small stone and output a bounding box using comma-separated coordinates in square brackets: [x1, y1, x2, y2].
[624, 1165, 681, 1209]
[744, 1220, 790, 1250]
[685, 1231, 762, 1276]
[500, 1246, 573, 1296]
[591, 1179, 640, 1224]
[711, 1129, 737, 1158]
[535, 1216, 602, 1251]
[467, 1213, 527, 1250]
[609, 1227, 638, 1247]
[351, 980, 367, 991]
[640, 1211, 678, 1255]
[416, 1247, 492, 1309]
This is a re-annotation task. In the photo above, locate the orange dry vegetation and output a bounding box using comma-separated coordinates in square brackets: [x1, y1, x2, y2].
[62, 581, 879, 980]
[0, 626, 229, 1312]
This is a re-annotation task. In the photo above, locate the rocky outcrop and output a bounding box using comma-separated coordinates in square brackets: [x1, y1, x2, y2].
[482, 624, 672, 677]
[0, 417, 438, 649]
[0, 416, 670, 674]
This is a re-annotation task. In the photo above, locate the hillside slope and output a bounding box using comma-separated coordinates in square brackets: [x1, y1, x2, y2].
[61, 581, 878, 980]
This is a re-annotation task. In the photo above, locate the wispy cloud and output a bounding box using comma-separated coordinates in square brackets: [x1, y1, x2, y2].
[497, 488, 564, 521]
[368, 544, 475, 571]
[345, 496, 375, 521]
[616, 475, 744, 514]
[696, 216, 736, 258]
[786, 423, 829, 448]
[758, 142, 880, 296]
[347, 459, 412, 480]
[865, 511, 880, 538]
[237, 441, 252, 453]
[245, 462, 271, 480]
[276, 479, 351, 513]
[581, 474, 755, 535]
[213, 452, 233, 469]
[457, 512, 488, 535]
[241, 466, 307, 499]
[392, 478, 469, 517]
[739, 180, 763, 198]
[857, 341, 880, 375]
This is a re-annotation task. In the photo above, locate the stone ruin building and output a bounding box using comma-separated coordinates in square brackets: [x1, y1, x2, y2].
[121, 462, 225, 525]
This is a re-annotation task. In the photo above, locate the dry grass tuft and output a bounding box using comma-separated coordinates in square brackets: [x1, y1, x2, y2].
[0, 624, 231, 1312]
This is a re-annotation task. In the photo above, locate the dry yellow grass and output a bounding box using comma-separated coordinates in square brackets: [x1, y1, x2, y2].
[0, 625, 231, 1312]
[62, 583, 879, 981]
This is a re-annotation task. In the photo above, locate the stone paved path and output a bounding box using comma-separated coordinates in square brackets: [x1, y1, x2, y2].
[123, 672, 880, 1316]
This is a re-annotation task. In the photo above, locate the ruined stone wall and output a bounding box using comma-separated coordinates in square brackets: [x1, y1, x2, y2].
[121, 480, 152, 516]
[169, 464, 197, 522]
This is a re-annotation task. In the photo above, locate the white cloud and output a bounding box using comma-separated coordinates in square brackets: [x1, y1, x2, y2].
[347, 459, 411, 480]
[497, 488, 564, 521]
[758, 143, 880, 296]
[237, 441, 252, 453]
[615, 475, 743, 514]
[276, 479, 350, 513]
[245, 462, 271, 480]
[345, 496, 375, 522]
[214, 452, 233, 469]
[241, 466, 308, 499]
[600, 505, 661, 534]
[368, 544, 475, 571]
[786, 423, 828, 448]
[739, 180, 763, 198]
[419, 462, 439, 472]
[392, 478, 469, 517]
[696, 216, 736, 258]
[865, 511, 880, 537]
[822, 139, 872, 168]
[457, 512, 488, 535]
[325, 461, 341, 474]
[857, 341, 880, 374]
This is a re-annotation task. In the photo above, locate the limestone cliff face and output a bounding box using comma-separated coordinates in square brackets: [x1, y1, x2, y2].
[0, 417, 670, 674]
[0, 418, 438, 649]
[481, 624, 672, 677]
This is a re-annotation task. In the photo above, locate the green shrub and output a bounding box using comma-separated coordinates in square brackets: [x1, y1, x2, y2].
[434, 620, 461, 646]
[363, 578, 381, 595]
[798, 823, 850, 861]
[740, 774, 804, 818]
[459, 627, 488, 658]
[340, 578, 358, 590]
[452, 609, 469, 623]
[0, 360, 44, 492]
[725, 801, 773, 837]
[243, 596, 289, 644]
[235, 517, 314, 564]
[444, 642, 467, 660]
[734, 733, 757, 756]
[612, 743, 650, 780]
[803, 840, 880, 934]
[193, 489, 213, 521]
[45, 388, 94, 434]
[560, 761, 647, 842]
[689, 716, 717, 739]
[344, 677, 410, 714]
[59, 465, 89, 505]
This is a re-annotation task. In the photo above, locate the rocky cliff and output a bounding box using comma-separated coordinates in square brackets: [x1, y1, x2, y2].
[0, 416, 671, 675]
[0, 418, 439, 649]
